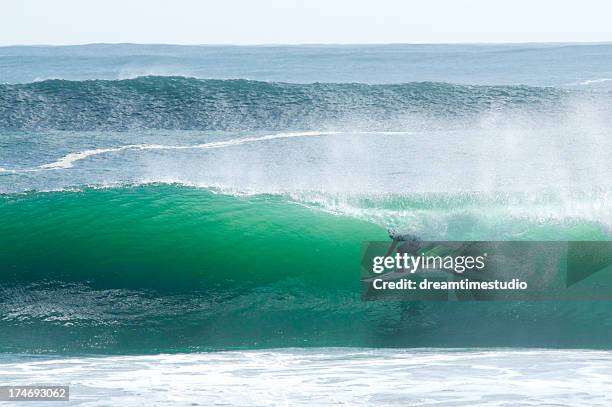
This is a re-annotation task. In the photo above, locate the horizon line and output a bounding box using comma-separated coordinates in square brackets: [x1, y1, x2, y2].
[2, 40, 612, 48]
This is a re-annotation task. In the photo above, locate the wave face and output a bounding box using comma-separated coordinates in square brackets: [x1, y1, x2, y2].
[0, 185, 386, 288]
[0, 77, 574, 131]
[2, 185, 612, 354]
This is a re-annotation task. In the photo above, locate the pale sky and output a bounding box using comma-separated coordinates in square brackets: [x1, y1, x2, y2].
[2, 0, 612, 45]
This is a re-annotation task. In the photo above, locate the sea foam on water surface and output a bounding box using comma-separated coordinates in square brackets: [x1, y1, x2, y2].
[1, 349, 611, 406]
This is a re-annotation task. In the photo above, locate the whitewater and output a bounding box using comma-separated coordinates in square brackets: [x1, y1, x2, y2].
[2, 349, 612, 406]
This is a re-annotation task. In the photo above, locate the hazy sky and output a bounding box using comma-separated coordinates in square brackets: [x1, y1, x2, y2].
[2, 0, 612, 45]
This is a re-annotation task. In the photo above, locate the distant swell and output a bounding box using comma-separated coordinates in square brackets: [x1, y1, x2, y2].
[0, 77, 570, 131]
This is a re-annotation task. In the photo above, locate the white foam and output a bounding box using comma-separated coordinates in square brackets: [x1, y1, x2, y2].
[37, 131, 339, 170]
[1, 348, 610, 406]
[39, 146, 135, 169]
[581, 78, 612, 85]
[563, 78, 612, 86]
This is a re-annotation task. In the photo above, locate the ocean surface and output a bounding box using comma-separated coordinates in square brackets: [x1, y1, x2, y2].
[1, 43, 612, 405]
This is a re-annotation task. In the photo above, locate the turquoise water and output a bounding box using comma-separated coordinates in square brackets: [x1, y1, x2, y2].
[2, 185, 612, 354]
[1, 44, 612, 356]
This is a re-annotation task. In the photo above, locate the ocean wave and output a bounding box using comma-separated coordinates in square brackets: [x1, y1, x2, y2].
[2, 183, 611, 240]
[0, 184, 387, 288]
[0, 77, 571, 131]
[1, 184, 611, 352]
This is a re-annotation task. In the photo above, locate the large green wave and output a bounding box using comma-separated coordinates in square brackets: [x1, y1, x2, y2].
[0, 184, 387, 288]
[2, 185, 612, 353]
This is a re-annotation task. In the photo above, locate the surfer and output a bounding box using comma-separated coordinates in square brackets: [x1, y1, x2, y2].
[385, 229, 422, 267]
[386, 229, 427, 321]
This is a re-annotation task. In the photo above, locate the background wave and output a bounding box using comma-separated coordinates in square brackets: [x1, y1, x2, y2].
[4, 43, 612, 87]
[0, 77, 576, 131]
